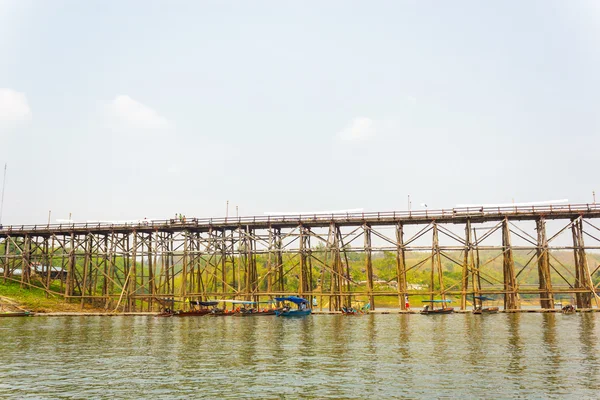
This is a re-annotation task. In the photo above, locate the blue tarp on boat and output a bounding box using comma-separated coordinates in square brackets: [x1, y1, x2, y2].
[275, 296, 308, 305]
[473, 296, 494, 301]
[422, 299, 452, 303]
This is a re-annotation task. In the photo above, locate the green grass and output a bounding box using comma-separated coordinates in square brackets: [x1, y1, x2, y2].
[0, 279, 94, 312]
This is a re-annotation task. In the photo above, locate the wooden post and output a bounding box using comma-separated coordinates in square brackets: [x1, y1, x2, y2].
[364, 223, 375, 310]
[395, 223, 407, 310]
[536, 218, 554, 309]
[65, 233, 75, 300]
[431, 222, 445, 303]
[20, 235, 30, 288]
[2, 235, 9, 281]
[502, 218, 519, 310]
[80, 234, 91, 310]
[572, 217, 592, 308]
[181, 230, 188, 309]
[461, 220, 471, 310]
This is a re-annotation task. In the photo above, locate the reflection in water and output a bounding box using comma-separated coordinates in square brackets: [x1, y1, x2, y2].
[2, 314, 600, 398]
[506, 313, 524, 378]
[579, 313, 599, 389]
[541, 314, 563, 392]
[465, 314, 484, 368]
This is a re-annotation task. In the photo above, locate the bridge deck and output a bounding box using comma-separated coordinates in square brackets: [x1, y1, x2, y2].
[1, 203, 599, 236]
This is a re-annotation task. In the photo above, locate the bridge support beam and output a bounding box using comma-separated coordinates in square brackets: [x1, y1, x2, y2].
[461, 220, 471, 310]
[396, 223, 407, 310]
[536, 218, 554, 309]
[572, 217, 592, 308]
[364, 223, 375, 310]
[502, 218, 520, 310]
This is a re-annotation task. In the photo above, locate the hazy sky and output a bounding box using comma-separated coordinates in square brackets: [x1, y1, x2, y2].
[1, 0, 599, 225]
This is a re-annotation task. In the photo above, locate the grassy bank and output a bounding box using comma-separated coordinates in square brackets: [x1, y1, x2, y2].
[0, 279, 103, 313]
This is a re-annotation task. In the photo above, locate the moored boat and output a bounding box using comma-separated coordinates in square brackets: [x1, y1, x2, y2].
[174, 300, 220, 317]
[472, 296, 499, 314]
[420, 299, 454, 315]
[0, 311, 33, 317]
[561, 304, 576, 314]
[274, 296, 312, 317]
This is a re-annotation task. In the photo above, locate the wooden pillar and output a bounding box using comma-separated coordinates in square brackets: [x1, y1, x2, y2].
[20, 235, 30, 288]
[395, 223, 407, 310]
[181, 231, 188, 308]
[276, 228, 283, 293]
[2, 236, 9, 281]
[336, 226, 352, 308]
[80, 234, 92, 310]
[130, 232, 137, 312]
[572, 217, 592, 309]
[221, 229, 227, 297]
[299, 225, 306, 298]
[460, 220, 471, 310]
[364, 223, 375, 310]
[502, 218, 519, 310]
[431, 222, 445, 302]
[536, 218, 554, 309]
[45, 235, 55, 297]
[65, 233, 75, 299]
[148, 233, 154, 311]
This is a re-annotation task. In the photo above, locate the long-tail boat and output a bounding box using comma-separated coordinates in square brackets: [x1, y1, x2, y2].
[274, 296, 312, 317]
[0, 310, 33, 317]
[472, 296, 499, 314]
[420, 299, 454, 315]
[174, 300, 220, 317]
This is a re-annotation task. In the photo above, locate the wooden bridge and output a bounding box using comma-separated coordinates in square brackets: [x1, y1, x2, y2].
[1, 203, 600, 312]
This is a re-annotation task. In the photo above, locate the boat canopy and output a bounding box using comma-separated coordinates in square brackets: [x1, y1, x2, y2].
[275, 296, 308, 305]
[189, 300, 219, 307]
[473, 296, 494, 301]
[422, 299, 452, 303]
[217, 300, 274, 305]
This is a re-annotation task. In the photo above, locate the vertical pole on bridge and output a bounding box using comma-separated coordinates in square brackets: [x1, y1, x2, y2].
[536, 218, 554, 309]
[461, 220, 471, 310]
[181, 230, 188, 310]
[80, 233, 91, 310]
[364, 223, 375, 311]
[2, 234, 9, 282]
[396, 223, 407, 310]
[20, 234, 30, 289]
[148, 233, 154, 312]
[431, 222, 444, 303]
[572, 217, 592, 309]
[131, 232, 138, 312]
[299, 225, 305, 299]
[65, 232, 75, 301]
[275, 228, 283, 293]
[502, 218, 519, 310]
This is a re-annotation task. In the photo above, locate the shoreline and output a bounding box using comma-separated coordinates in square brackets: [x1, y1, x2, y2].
[23, 308, 600, 316]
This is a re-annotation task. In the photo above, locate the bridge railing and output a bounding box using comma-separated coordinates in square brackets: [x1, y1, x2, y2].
[1, 203, 599, 234]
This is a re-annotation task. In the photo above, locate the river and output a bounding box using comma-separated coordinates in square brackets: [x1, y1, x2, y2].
[1, 313, 599, 399]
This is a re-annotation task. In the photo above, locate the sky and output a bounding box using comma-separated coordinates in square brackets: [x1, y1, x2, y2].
[0, 0, 599, 225]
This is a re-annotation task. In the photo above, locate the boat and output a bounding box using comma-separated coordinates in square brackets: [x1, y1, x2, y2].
[472, 296, 499, 314]
[0, 311, 33, 317]
[274, 296, 312, 317]
[341, 302, 370, 315]
[420, 299, 454, 315]
[341, 306, 360, 315]
[235, 308, 278, 316]
[174, 300, 220, 317]
[561, 304, 576, 314]
[229, 300, 279, 316]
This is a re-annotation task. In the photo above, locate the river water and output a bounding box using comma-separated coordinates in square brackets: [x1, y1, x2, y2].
[1, 313, 599, 399]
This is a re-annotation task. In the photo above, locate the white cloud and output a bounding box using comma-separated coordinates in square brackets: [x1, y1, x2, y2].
[109, 95, 169, 129]
[0, 88, 32, 122]
[337, 117, 375, 141]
